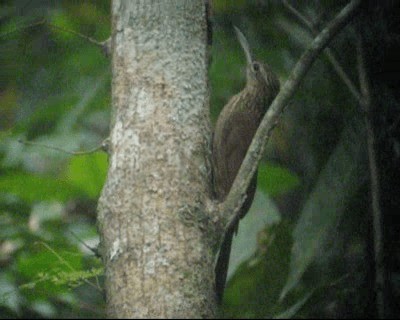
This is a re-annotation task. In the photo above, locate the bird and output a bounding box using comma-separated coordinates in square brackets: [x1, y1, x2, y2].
[212, 26, 280, 303]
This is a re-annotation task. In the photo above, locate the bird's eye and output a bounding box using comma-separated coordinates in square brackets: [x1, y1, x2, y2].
[252, 62, 260, 72]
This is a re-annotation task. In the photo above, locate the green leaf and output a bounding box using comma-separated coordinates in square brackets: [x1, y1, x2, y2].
[258, 163, 300, 197]
[280, 119, 367, 299]
[65, 152, 107, 199]
[0, 173, 82, 203]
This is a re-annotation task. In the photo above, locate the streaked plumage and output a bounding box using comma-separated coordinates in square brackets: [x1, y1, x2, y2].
[213, 27, 280, 303]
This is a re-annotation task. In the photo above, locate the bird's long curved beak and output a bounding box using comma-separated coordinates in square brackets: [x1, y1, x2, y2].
[234, 26, 254, 66]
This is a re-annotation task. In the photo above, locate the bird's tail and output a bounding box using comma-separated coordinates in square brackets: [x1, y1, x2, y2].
[215, 226, 235, 304]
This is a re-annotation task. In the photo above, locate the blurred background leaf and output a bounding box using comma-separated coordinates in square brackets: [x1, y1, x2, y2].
[1, 1, 109, 318]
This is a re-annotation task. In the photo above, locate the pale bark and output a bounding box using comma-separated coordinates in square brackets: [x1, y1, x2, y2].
[97, 1, 216, 318]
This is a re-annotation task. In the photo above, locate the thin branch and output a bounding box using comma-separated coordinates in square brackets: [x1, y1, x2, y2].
[37, 241, 102, 292]
[357, 33, 387, 319]
[0, 18, 110, 56]
[283, 0, 314, 30]
[18, 139, 106, 155]
[283, 0, 363, 103]
[220, 0, 362, 230]
[0, 18, 46, 38]
[69, 231, 101, 258]
[46, 22, 101, 46]
[46, 22, 111, 55]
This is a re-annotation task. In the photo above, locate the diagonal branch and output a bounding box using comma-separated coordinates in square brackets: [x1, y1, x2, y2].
[283, 0, 362, 103]
[220, 0, 362, 230]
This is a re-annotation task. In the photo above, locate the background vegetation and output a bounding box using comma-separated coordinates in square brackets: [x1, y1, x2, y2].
[1, 0, 399, 318]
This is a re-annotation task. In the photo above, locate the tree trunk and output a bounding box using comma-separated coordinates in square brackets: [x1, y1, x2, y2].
[97, 1, 217, 317]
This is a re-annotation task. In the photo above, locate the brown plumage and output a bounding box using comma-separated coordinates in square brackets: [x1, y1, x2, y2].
[213, 27, 280, 303]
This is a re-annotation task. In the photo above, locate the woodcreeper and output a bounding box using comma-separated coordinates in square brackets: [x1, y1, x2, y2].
[213, 27, 280, 303]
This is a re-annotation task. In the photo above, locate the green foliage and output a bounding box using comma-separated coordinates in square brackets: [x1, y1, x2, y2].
[258, 162, 300, 197]
[18, 245, 83, 294]
[66, 153, 108, 199]
[0, 1, 109, 317]
[0, 273, 20, 314]
[0, 173, 82, 203]
[222, 221, 295, 318]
